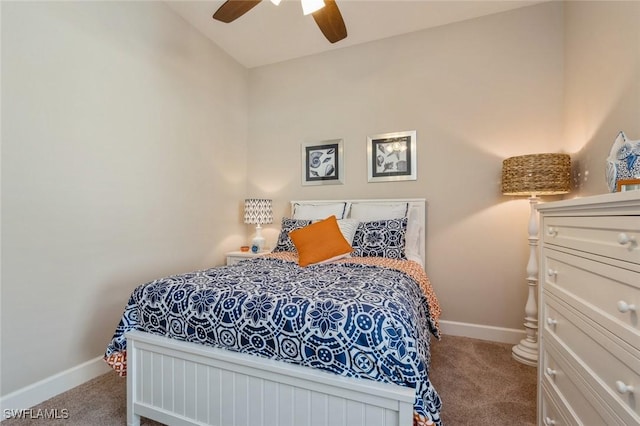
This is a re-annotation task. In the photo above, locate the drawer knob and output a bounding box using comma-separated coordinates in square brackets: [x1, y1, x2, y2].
[617, 300, 637, 313]
[617, 233, 637, 247]
[615, 380, 635, 394]
[546, 367, 557, 377]
[547, 268, 558, 278]
[546, 318, 558, 326]
[544, 417, 557, 425]
[547, 227, 558, 237]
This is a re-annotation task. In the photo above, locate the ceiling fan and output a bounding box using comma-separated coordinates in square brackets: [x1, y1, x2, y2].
[212, 0, 348, 44]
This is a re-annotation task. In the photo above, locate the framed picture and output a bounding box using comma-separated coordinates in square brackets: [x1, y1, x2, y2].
[616, 178, 640, 192]
[301, 139, 344, 186]
[367, 130, 417, 182]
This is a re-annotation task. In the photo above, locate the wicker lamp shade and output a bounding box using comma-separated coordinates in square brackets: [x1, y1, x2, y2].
[501, 153, 571, 196]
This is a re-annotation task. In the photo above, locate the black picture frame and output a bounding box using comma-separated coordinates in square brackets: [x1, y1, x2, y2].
[301, 139, 344, 186]
[367, 130, 417, 182]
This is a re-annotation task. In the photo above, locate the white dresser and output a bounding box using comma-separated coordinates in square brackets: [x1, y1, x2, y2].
[537, 191, 640, 426]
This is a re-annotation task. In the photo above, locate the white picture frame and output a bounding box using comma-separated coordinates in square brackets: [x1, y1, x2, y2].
[367, 130, 417, 182]
[301, 139, 344, 186]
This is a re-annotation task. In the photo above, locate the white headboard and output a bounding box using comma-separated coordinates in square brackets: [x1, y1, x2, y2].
[289, 198, 426, 267]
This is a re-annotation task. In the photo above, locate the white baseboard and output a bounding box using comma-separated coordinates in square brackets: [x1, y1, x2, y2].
[439, 319, 526, 345]
[0, 355, 111, 419]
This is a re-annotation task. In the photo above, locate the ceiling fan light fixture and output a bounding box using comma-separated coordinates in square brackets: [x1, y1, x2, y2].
[301, 0, 325, 15]
[212, 0, 346, 44]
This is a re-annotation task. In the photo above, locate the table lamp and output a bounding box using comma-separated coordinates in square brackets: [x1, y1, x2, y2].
[243, 199, 273, 252]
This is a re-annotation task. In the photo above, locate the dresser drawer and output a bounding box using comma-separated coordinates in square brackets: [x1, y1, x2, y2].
[543, 248, 640, 350]
[540, 381, 575, 426]
[542, 216, 640, 265]
[540, 341, 612, 425]
[543, 295, 640, 422]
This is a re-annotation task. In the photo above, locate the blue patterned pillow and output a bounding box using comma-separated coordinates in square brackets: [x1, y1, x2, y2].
[351, 218, 408, 259]
[272, 218, 312, 252]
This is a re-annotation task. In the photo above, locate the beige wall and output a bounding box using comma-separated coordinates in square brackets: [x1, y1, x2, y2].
[247, 2, 565, 332]
[1, 2, 249, 395]
[563, 1, 640, 196]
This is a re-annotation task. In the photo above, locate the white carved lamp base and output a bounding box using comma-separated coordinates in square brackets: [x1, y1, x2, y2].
[512, 196, 539, 367]
[512, 337, 538, 367]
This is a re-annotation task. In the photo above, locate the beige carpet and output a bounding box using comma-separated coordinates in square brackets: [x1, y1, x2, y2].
[2, 335, 536, 425]
[429, 336, 537, 425]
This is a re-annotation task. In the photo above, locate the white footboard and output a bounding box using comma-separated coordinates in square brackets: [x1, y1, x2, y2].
[126, 330, 414, 426]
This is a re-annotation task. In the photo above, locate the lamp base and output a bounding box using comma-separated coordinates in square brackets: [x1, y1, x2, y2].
[512, 340, 538, 367]
[511, 196, 541, 368]
[250, 224, 266, 252]
[251, 236, 265, 252]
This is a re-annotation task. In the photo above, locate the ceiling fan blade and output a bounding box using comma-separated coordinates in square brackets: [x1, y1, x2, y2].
[312, 0, 347, 43]
[213, 0, 262, 23]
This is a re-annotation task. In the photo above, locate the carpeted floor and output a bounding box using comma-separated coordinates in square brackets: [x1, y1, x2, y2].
[2, 335, 536, 425]
[429, 335, 537, 425]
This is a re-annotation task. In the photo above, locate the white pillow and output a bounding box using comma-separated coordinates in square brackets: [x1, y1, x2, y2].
[349, 202, 408, 221]
[404, 206, 423, 267]
[292, 202, 348, 220]
[336, 219, 360, 245]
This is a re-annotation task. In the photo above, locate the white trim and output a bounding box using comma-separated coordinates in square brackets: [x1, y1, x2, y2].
[0, 356, 110, 416]
[439, 320, 525, 345]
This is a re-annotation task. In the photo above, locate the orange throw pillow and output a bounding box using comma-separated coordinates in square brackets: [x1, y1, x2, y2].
[289, 215, 353, 267]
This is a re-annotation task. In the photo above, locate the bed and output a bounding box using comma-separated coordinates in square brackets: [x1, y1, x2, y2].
[104, 199, 442, 426]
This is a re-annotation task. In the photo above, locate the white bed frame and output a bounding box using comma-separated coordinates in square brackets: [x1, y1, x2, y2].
[126, 199, 426, 426]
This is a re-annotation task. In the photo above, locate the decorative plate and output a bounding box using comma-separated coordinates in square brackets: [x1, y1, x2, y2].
[606, 131, 640, 192]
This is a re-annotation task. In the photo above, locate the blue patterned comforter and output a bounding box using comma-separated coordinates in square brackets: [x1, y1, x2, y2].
[105, 256, 442, 424]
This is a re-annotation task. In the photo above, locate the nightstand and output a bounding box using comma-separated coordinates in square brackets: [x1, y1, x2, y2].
[226, 250, 268, 266]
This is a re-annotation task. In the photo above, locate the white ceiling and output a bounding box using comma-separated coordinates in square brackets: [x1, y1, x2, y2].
[165, 0, 544, 69]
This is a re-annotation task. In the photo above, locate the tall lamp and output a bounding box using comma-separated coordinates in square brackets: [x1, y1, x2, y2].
[501, 153, 571, 366]
[244, 199, 273, 252]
